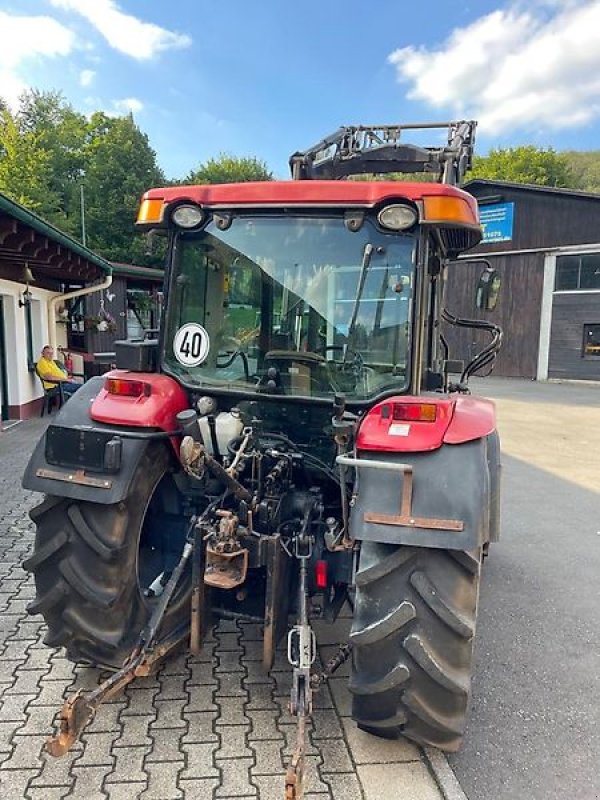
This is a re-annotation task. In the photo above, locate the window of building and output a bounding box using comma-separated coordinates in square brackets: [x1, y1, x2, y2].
[556, 253, 600, 291]
[582, 324, 600, 358]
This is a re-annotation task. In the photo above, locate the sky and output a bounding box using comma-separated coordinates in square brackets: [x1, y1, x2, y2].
[2, 0, 600, 180]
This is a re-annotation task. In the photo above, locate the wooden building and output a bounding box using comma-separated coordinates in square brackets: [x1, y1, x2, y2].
[444, 180, 600, 381]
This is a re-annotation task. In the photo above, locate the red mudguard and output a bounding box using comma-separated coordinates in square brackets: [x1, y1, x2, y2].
[356, 395, 497, 453]
[90, 371, 189, 431]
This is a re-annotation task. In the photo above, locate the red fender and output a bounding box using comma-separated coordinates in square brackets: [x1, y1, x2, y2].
[90, 370, 189, 432]
[356, 394, 497, 453]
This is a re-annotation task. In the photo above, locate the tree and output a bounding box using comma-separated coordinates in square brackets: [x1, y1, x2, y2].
[187, 154, 272, 184]
[82, 112, 165, 263]
[466, 145, 574, 188]
[562, 151, 600, 193]
[0, 107, 60, 217]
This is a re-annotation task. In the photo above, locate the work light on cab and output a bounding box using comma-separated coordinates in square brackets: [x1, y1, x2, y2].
[377, 203, 418, 231]
[171, 204, 205, 229]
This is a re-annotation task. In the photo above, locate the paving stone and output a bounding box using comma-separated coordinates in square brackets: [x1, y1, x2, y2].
[0, 640, 31, 662]
[30, 748, 82, 787]
[69, 764, 113, 799]
[247, 710, 283, 741]
[310, 708, 346, 739]
[151, 700, 187, 730]
[121, 688, 159, 716]
[0, 767, 39, 800]
[186, 685, 216, 711]
[241, 641, 263, 662]
[19, 704, 58, 735]
[249, 740, 285, 775]
[29, 680, 73, 707]
[214, 633, 242, 652]
[214, 756, 256, 798]
[187, 660, 218, 686]
[182, 712, 219, 744]
[144, 730, 186, 763]
[10, 668, 49, 695]
[317, 737, 354, 773]
[179, 742, 219, 779]
[214, 724, 252, 759]
[26, 787, 70, 800]
[244, 684, 279, 711]
[140, 761, 183, 799]
[321, 772, 364, 800]
[216, 672, 247, 697]
[177, 779, 220, 799]
[313, 618, 352, 646]
[214, 619, 238, 634]
[76, 731, 119, 767]
[160, 654, 189, 676]
[214, 652, 244, 674]
[87, 703, 126, 734]
[104, 783, 147, 800]
[214, 697, 249, 728]
[113, 715, 152, 748]
[340, 717, 421, 764]
[244, 661, 273, 685]
[239, 622, 263, 641]
[0, 719, 22, 750]
[1, 733, 46, 769]
[327, 678, 351, 717]
[44, 659, 76, 681]
[18, 649, 53, 671]
[157, 674, 187, 701]
[105, 746, 150, 785]
[10, 620, 45, 641]
[357, 762, 443, 800]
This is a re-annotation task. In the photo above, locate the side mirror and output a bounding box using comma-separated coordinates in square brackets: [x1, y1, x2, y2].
[476, 266, 501, 311]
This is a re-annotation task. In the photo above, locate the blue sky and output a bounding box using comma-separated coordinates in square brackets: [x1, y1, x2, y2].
[2, 0, 600, 180]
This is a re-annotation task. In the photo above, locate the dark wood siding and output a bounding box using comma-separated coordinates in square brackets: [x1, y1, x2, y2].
[548, 293, 600, 380]
[465, 184, 600, 254]
[443, 253, 544, 379]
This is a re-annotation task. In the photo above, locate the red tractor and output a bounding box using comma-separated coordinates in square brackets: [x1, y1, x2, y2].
[23, 121, 501, 796]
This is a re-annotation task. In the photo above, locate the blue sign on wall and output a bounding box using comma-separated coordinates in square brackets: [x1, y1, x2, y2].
[479, 202, 514, 244]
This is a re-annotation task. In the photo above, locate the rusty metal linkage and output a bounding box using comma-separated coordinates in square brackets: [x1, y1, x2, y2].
[46, 519, 197, 757]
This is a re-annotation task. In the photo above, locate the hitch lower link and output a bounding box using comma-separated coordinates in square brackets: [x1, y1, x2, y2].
[45, 518, 199, 757]
[284, 526, 352, 799]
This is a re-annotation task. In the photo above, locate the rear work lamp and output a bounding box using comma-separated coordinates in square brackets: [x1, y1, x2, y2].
[377, 204, 418, 231]
[171, 204, 205, 229]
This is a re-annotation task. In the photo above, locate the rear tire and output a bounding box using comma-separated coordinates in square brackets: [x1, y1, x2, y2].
[24, 445, 190, 669]
[350, 543, 481, 752]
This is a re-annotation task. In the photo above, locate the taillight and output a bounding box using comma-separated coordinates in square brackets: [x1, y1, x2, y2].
[315, 560, 328, 589]
[389, 402, 437, 422]
[105, 378, 151, 397]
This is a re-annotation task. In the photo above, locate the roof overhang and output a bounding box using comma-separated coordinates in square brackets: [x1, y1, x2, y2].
[0, 191, 112, 287]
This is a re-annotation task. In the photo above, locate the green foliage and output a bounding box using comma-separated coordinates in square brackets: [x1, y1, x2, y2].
[0, 106, 60, 217]
[467, 145, 574, 188]
[187, 153, 272, 184]
[562, 151, 600, 193]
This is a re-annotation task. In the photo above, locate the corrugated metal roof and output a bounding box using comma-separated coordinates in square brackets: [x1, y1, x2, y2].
[463, 179, 600, 201]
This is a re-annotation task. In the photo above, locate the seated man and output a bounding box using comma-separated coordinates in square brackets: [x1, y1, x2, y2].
[36, 345, 81, 398]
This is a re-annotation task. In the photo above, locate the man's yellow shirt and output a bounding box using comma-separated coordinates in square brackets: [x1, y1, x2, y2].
[36, 356, 67, 390]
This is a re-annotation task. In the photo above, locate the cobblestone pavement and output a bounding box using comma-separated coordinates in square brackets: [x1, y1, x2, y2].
[0, 418, 445, 800]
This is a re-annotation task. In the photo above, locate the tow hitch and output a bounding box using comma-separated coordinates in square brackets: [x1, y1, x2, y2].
[46, 517, 198, 756]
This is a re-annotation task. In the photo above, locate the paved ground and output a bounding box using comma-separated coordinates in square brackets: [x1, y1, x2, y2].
[451, 378, 600, 800]
[0, 417, 444, 800]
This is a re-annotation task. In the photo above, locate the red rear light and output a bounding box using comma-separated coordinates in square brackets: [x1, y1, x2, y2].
[105, 378, 151, 397]
[391, 402, 437, 422]
[315, 560, 328, 589]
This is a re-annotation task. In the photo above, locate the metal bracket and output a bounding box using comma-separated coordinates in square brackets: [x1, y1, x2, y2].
[336, 455, 464, 532]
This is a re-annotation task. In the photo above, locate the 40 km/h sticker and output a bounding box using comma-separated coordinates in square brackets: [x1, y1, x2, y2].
[173, 323, 210, 367]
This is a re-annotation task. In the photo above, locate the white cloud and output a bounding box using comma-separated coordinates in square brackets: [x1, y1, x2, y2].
[388, 1, 600, 133]
[49, 0, 191, 60]
[79, 69, 96, 87]
[113, 97, 144, 114]
[0, 11, 75, 107]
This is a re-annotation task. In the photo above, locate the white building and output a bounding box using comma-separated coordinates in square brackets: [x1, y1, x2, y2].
[0, 192, 112, 424]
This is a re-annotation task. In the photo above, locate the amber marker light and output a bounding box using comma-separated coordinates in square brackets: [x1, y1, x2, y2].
[136, 197, 164, 225]
[392, 402, 437, 422]
[422, 195, 478, 226]
[105, 378, 151, 397]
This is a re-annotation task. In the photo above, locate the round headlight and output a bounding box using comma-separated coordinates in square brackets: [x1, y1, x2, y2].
[377, 204, 418, 231]
[171, 204, 205, 229]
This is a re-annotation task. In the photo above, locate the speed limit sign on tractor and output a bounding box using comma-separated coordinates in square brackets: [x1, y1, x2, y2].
[173, 323, 210, 367]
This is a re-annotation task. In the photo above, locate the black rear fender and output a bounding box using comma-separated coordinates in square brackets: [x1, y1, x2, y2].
[22, 377, 153, 505]
[348, 435, 500, 550]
